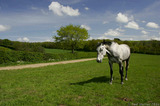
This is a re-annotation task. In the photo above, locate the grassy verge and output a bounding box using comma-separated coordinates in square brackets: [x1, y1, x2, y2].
[0, 54, 160, 105]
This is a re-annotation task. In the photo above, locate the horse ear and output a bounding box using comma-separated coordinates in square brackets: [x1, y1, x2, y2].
[106, 41, 112, 46]
[103, 40, 106, 44]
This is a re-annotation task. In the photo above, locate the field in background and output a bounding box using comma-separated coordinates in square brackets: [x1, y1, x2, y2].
[45, 48, 90, 54]
[45, 48, 72, 54]
[0, 53, 160, 105]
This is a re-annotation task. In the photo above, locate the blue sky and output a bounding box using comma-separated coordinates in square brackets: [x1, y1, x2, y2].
[0, 0, 160, 42]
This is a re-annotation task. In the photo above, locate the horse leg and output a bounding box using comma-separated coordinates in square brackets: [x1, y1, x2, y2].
[119, 62, 124, 84]
[109, 61, 113, 84]
[125, 58, 130, 81]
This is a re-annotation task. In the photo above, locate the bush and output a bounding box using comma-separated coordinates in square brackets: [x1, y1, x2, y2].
[22, 52, 44, 62]
[0, 50, 20, 64]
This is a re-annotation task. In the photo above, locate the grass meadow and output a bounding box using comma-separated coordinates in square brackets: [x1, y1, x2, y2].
[0, 53, 160, 105]
[45, 48, 92, 54]
[45, 48, 72, 54]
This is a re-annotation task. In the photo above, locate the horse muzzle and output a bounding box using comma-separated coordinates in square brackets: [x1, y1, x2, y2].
[96, 59, 102, 63]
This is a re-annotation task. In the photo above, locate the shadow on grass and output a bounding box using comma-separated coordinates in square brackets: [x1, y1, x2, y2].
[70, 76, 110, 85]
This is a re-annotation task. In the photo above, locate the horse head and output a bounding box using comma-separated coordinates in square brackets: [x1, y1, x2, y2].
[96, 43, 105, 63]
[96, 41, 112, 63]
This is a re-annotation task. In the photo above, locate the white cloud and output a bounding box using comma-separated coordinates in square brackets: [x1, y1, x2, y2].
[81, 24, 91, 30]
[104, 28, 124, 36]
[151, 37, 160, 41]
[88, 37, 93, 40]
[146, 22, 159, 28]
[31, 6, 38, 10]
[45, 39, 51, 42]
[98, 36, 108, 39]
[23, 37, 29, 42]
[142, 21, 146, 23]
[17, 37, 30, 42]
[102, 21, 108, 24]
[31, 6, 48, 15]
[17, 38, 22, 41]
[116, 28, 125, 32]
[84, 7, 89, 10]
[0, 25, 10, 32]
[41, 9, 48, 15]
[125, 21, 139, 30]
[48, 1, 80, 16]
[48, 2, 64, 16]
[116, 12, 129, 23]
[141, 30, 148, 35]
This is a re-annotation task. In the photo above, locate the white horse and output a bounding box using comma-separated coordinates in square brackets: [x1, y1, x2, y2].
[96, 41, 130, 84]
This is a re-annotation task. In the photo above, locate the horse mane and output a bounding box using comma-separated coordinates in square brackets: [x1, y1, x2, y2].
[97, 40, 112, 47]
[103, 41, 112, 46]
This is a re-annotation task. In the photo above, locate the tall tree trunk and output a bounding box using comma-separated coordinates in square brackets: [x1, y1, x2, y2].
[71, 45, 74, 53]
[72, 48, 74, 53]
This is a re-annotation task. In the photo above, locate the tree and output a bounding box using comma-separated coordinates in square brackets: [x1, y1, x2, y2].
[53, 24, 90, 53]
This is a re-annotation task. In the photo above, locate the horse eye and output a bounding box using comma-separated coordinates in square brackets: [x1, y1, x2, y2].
[100, 48, 103, 52]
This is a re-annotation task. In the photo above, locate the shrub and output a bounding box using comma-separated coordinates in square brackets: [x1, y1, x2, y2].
[0, 50, 20, 64]
[22, 52, 44, 62]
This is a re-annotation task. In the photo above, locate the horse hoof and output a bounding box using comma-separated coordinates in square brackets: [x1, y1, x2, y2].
[110, 82, 112, 85]
[121, 82, 124, 85]
[125, 78, 128, 81]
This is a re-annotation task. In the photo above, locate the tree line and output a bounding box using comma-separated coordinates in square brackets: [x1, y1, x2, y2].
[41, 39, 160, 55]
[0, 39, 160, 55]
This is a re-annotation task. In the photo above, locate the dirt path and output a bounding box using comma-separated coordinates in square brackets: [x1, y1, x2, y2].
[0, 58, 96, 71]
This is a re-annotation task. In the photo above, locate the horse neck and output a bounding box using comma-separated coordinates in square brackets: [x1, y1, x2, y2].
[106, 42, 120, 56]
[110, 42, 119, 49]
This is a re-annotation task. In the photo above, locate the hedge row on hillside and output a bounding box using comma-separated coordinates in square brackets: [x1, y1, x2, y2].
[0, 50, 96, 64]
[0, 39, 44, 53]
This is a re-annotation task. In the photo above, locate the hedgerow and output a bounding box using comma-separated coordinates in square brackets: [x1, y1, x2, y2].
[0, 49, 96, 64]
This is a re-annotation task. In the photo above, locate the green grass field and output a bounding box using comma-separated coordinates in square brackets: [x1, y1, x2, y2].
[45, 48, 91, 54]
[0, 53, 160, 105]
[45, 48, 72, 54]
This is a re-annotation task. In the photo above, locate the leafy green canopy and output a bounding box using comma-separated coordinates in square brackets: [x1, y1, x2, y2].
[54, 24, 90, 53]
